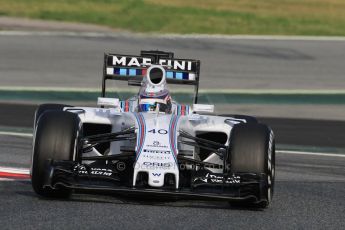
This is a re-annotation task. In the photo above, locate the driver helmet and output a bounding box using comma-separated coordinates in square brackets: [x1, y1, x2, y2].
[138, 89, 172, 113]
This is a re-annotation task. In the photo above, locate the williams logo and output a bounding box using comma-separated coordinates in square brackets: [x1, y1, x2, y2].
[152, 173, 161, 177]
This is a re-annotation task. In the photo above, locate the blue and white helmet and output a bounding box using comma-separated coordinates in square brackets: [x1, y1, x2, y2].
[138, 89, 172, 113]
[137, 65, 172, 113]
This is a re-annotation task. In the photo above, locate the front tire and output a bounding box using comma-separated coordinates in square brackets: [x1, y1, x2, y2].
[33, 104, 71, 129]
[228, 123, 275, 208]
[31, 111, 82, 198]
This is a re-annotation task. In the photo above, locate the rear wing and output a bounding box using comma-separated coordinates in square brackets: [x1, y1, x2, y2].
[102, 50, 201, 103]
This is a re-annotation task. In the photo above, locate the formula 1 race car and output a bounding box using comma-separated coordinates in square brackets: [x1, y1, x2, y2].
[31, 50, 275, 208]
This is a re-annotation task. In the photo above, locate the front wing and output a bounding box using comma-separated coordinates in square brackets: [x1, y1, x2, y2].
[43, 160, 269, 204]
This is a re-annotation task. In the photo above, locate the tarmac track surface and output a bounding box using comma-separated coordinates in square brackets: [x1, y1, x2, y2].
[1, 33, 345, 90]
[0, 134, 344, 230]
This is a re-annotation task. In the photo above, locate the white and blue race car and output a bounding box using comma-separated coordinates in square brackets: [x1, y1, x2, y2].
[31, 51, 275, 208]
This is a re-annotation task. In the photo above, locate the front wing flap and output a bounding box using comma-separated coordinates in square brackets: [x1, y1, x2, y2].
[43, 160, 268, 203]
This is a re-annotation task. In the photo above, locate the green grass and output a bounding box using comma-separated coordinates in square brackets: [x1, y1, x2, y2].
[1, 0, 345, 35]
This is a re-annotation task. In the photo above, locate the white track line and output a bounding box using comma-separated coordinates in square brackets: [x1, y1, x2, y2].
[277, 150, 345, 158]
[0, 178, 18, 181]
[0, 166, 30, 174]
[0, 131, 32, 138]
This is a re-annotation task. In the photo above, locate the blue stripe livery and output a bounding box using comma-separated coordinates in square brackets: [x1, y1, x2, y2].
[129, 69, 136, 76]
[119, 68, 127, 76]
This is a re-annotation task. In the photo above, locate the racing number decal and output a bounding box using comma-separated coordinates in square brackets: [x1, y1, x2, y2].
[148, 129, 168, 135]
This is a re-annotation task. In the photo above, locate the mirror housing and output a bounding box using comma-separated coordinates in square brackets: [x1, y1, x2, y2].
[193, 104, 214, 113]
[97, 97, 120, 107]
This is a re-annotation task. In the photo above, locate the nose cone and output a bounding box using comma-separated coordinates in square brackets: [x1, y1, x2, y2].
[148, 172, 165, 187]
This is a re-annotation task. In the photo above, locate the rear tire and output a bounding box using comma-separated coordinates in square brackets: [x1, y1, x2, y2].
[31, 111, 82, 198]
[228, 123, 275, 208]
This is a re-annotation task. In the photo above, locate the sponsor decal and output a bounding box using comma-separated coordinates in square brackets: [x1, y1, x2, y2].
[112, 56, 194, 71]
[143, 162, 173, 169]
[142, 154, 170, 160]
[143, 149, 171, 154]
[75, 165, 113, 176]
[90, 168, 113, 176]
[193, 173, 241, 184]
[146, 141, 169, 149]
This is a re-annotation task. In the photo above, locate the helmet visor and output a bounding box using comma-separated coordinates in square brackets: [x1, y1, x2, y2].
[138, 102, 157, 112]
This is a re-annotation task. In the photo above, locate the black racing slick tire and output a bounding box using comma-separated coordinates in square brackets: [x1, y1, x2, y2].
[228, 123, 275, 208]
[33, 104, 71, 129]
[31, 111, 82, 198]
